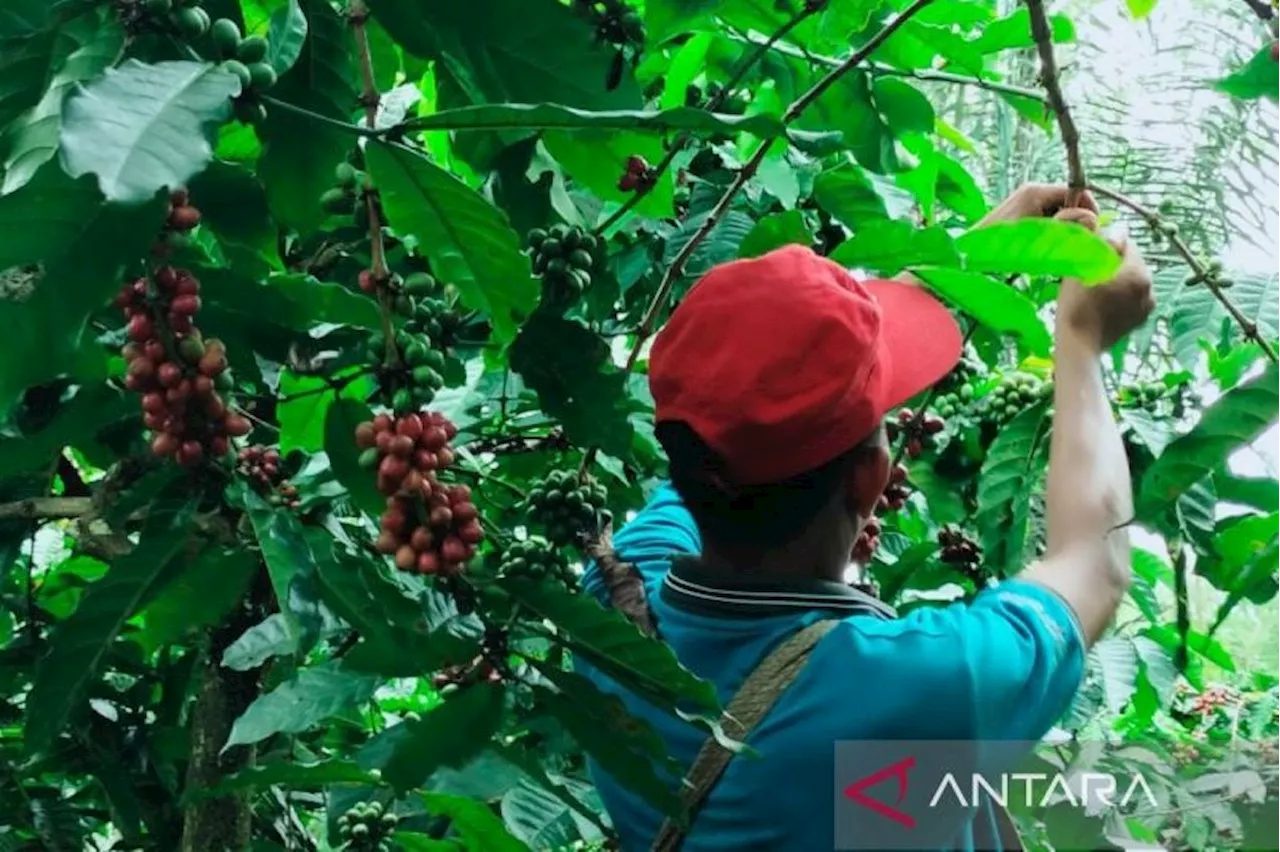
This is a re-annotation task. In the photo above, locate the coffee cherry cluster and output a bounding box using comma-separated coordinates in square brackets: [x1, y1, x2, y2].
[362, 326, 446, 412]
[498, 538, 576, 586]
[525, 471, 608, 547]
[1118, 380, 1179, 413]
[1183, 258, 1234, 290]
[887, 408, 945, 459]
[983, 373, 1051, 424]
[236, 445, 300, 508]
[937, 526, 982, 578]
[852, 515, 881, 564]
[528, 224, 602, 307]
[402, 293, 462, 350]
[320, 161, 378, 229]
[116, 192, 250, 466]
[1189, 685, 1235, 715]
[138, 0, 210, 39]
[932, 382, 977, 421]
[337, 801, 397, 852]
[616, 154, 654, 193]
[151, 187, 203, 258]
[1170, 741, 1201, 767]
[209, 19, 277, 124]
[357, 412, 483, 575]
[877, 464, 910, 514]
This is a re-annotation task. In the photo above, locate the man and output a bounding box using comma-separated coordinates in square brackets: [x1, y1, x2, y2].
[576, 184, 1154, 851]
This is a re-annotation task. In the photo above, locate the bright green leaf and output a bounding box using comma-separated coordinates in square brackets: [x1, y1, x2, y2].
[381, 683, 505, 792]
[419, 792, 531, 851]
[871, 78, 935, 134]
[813, 164, 889, 225]
[404, 103, 792, 139]
[222, 613, 298, 671]
[829, 220, 959, 273]
[955, 218, 1122, 284]
[266, 0, 308, 74]
[1125, 0, 1158, 18]
[975, 8, 1074, 53]
[59, 60, 238, 204]
[1215, 46, 1280, 102]
[137, 545, 258, 652]
[975, 402, 1051, 579]
[225, 662, 379, 749]
[738, 210, 810, 259]
[911, 267, 1053, 356]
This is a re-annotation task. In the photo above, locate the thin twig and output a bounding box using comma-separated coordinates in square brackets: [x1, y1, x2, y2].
[593, 2, 825, 235]
[1089, 184, 1278, 364]
[581, 0, 938, 475]
[1025, 0, 1086, 200]
[0, 497, 94, 521]
[347, 1, 400, 369]
[258, 95, 380, 138]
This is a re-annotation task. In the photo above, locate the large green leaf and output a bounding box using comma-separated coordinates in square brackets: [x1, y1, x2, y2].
[500, 776, 603, 849]
[242, 489, 321, 643]
[265, 0, 308, 75]
[1091, 636, 1139, 714]
[366, 141, 539, 343]
[509, 311, 634, 459]
[974, 8, 1074, 53]
[829, 220, 959, 273]
[59, 60, 239, 203]
[198, 266, 382, 331]
[1138, 363, 1279, 519]
[502, 576, 718, 712]
[405, 103, 792, 138]
[137, 545, 258, 652]
[0, 383, 134, 478]
[812, 164, 890, 226]
[870, 78, 934, 134]
[323, 398, 384, 518]
[418, 792, 531, 851]
[798, 71, 897, 174]
[0, 6, 125, 194]
[25, 500, 196, 754]
[224, 661, 379, 749]
[954, 219, 1121, 284]
[738, 210, 810, 259]
[366, 0, 641, 109]
[259, 0, 358, 234]
[1215, 469, 1280, 514]
[975, 402, 1051, 579]
[1230, 273, 1280, 346]
[911, 267, 1052, 356]
[1203, 514, 1279, 630]
[186, 161, 277, 260]
[380, 683, 506, 792]
[189, 759, 378, 799]
[536, 669, 684, 818]
[221, 613, 297, 671]
[1214, 46, 1280, 102]
[543, 130, 674, 220]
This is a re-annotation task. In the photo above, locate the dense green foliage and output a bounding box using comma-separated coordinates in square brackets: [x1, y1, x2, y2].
[0, 0, 1276, 850]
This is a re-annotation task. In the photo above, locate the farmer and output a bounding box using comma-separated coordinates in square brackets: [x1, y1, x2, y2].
[575, 184, 1155, 851]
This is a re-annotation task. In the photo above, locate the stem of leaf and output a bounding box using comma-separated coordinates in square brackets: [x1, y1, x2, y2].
[1088, 184, 1277, 364]
[258, 94, 380, 138]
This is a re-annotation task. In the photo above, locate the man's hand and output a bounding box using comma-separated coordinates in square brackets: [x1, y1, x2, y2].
[1052, 208, 1155, 351]
[977, 184, 1099, 227]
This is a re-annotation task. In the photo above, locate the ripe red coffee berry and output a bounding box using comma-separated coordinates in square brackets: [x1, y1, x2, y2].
[141, 392, 166, 414]
[410, 527, 433, 551]
[396, 414, 423, 440]
[391, 434, 415, 457]
[435, 447, 455, 468]
[417, 551, 440, 574]
[375, 531, 398, 554]
[373, 414, 393, 432]
[458, 521, 483, 545]
[144, 339, 167, 362]
[395, 545, 417, 571]
[152, 433, 179, 456]
[198, 351, 227, 377]
[354, 422, 376, 448]
[168, 205, 201, 231]
[171, 294, 201, 316]
[358, 269, 376, 294]
[193, 375, 214, 396]
[441, 536, 468, 563]
[429, 505, 453, 527]
[421, 426, 448, 451]
[157, 362, 183, 388]
[127, 358, 156, 381]
[155, 266, 180, 291]
[453, 502, 478, 523]
[225, 414, 252, 437]
[413, 450, 437, 470]
[127, 314, 154, 341]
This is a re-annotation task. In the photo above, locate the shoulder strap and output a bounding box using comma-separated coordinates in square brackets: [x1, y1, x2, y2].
[649, 619, 840, 852]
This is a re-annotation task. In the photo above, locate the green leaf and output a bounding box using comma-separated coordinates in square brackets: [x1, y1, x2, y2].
[381, 683, 506, 792]
[502, 576, 718, 712]
[1215, 470, 1279, 514]
[0, 383, 135, 478]
[1124, 0, 1158, 18]
[662, 208, 755, 278]
[871, 78, 935, 134]
[323, 397, 385, 518]
[1215, 46, 1279, 102]
[536, 670, 684, 818]
[799, 71, 897, 173]
[1138, 363, 1279, 519]
[405, 103, 792, 138]
[975, 402, 1051, 579]
[813, 164, 890, 226]
[829, 220, 959, 273]
[365, 141, 539, 343]
[1142, 624, 1236, 672]
[955, 219, 1121, 284]
[1231, 272, 1279, 345]
[509, 311, 634, 459]
[1092, 636, 1139, 714]
[500, 775, 604, 848]
[222, 613, 297, 671]
[190, 759, 378, 799]
[266, 0, 308, 74]
[59, 59, 238, 204]
[1118, 407, 1174, 456]
[241, 489, 322, 644]
[544, 130, 674, 220]
[186, 162, 277, 260]
[25, 500, 196, 754]
[137, 544, 258, 652]
[225, 662, 379, 749]
[259, 0, 358, 234]
[0, 6, 126, 194]
[419, 792, 531, 851]
[975, 8, 1074, 53]
[911, 267, 1053, 356]
[738, 210, 810, 259]
[1203, 514, 1279, 629]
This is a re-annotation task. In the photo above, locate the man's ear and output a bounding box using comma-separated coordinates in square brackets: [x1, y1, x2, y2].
[844, 445, 890, 520]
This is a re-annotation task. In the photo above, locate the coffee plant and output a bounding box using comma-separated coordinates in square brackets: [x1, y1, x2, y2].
[0, 0, 1276, 850]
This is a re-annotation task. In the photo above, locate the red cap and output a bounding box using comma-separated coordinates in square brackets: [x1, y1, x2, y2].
[649, 244, 962, 486]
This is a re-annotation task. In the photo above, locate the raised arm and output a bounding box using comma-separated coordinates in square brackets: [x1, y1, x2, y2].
[1022, 211, 1155, 645]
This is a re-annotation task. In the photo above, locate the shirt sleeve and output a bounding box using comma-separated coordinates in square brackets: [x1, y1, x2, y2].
[581, 481, 701, 605]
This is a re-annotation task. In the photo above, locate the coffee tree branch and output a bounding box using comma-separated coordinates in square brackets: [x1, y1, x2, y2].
[1089, 184, 1279, 364]
[1025, 0, 1086, 199]
[0, 497, 94, 522]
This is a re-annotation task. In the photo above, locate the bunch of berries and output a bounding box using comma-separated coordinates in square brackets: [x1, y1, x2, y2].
[616, 154, 653, 193]
[525, 471, 608, 547]
[852, 515, 881, 564]
[116, 190, 250, 466]
[137, 0, 211, 39]
[937, 526, 982, 578]
[209, 19, 276, 124]
[528, 224, 601, 307]
[151, 187, 202, 258]
[1118, 380, 1178, 413]
[336, 801, 397, 852]
[498, 538, 576, 587]
[356, 412, 483, 576]
[362, 325, 447, 412]
[877, 464, 910, 514]
[1170, 742, 1201, 768]
[320, 161, 376, 229]
[402, 292, 462, 350]
[1189, 685, 1234, 715]
[983, 373, 1051, 424]
[887, 408, 945, 459]
[235, 445, 300, 508]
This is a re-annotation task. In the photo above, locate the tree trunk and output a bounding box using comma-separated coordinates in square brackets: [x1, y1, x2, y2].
[180, 586, 266, 852]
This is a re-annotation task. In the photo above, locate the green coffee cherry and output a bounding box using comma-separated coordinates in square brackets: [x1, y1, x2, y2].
[237, 35, 269, 63]
[211, 18, 241, 56]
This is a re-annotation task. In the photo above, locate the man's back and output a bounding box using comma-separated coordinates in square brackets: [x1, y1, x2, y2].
[575, 484, 1086, 851]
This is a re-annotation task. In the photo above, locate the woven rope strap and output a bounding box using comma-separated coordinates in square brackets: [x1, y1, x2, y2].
[649, 619, 839, 852]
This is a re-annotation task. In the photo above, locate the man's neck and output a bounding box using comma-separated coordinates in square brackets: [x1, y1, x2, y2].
[698, 544, 849, 584]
